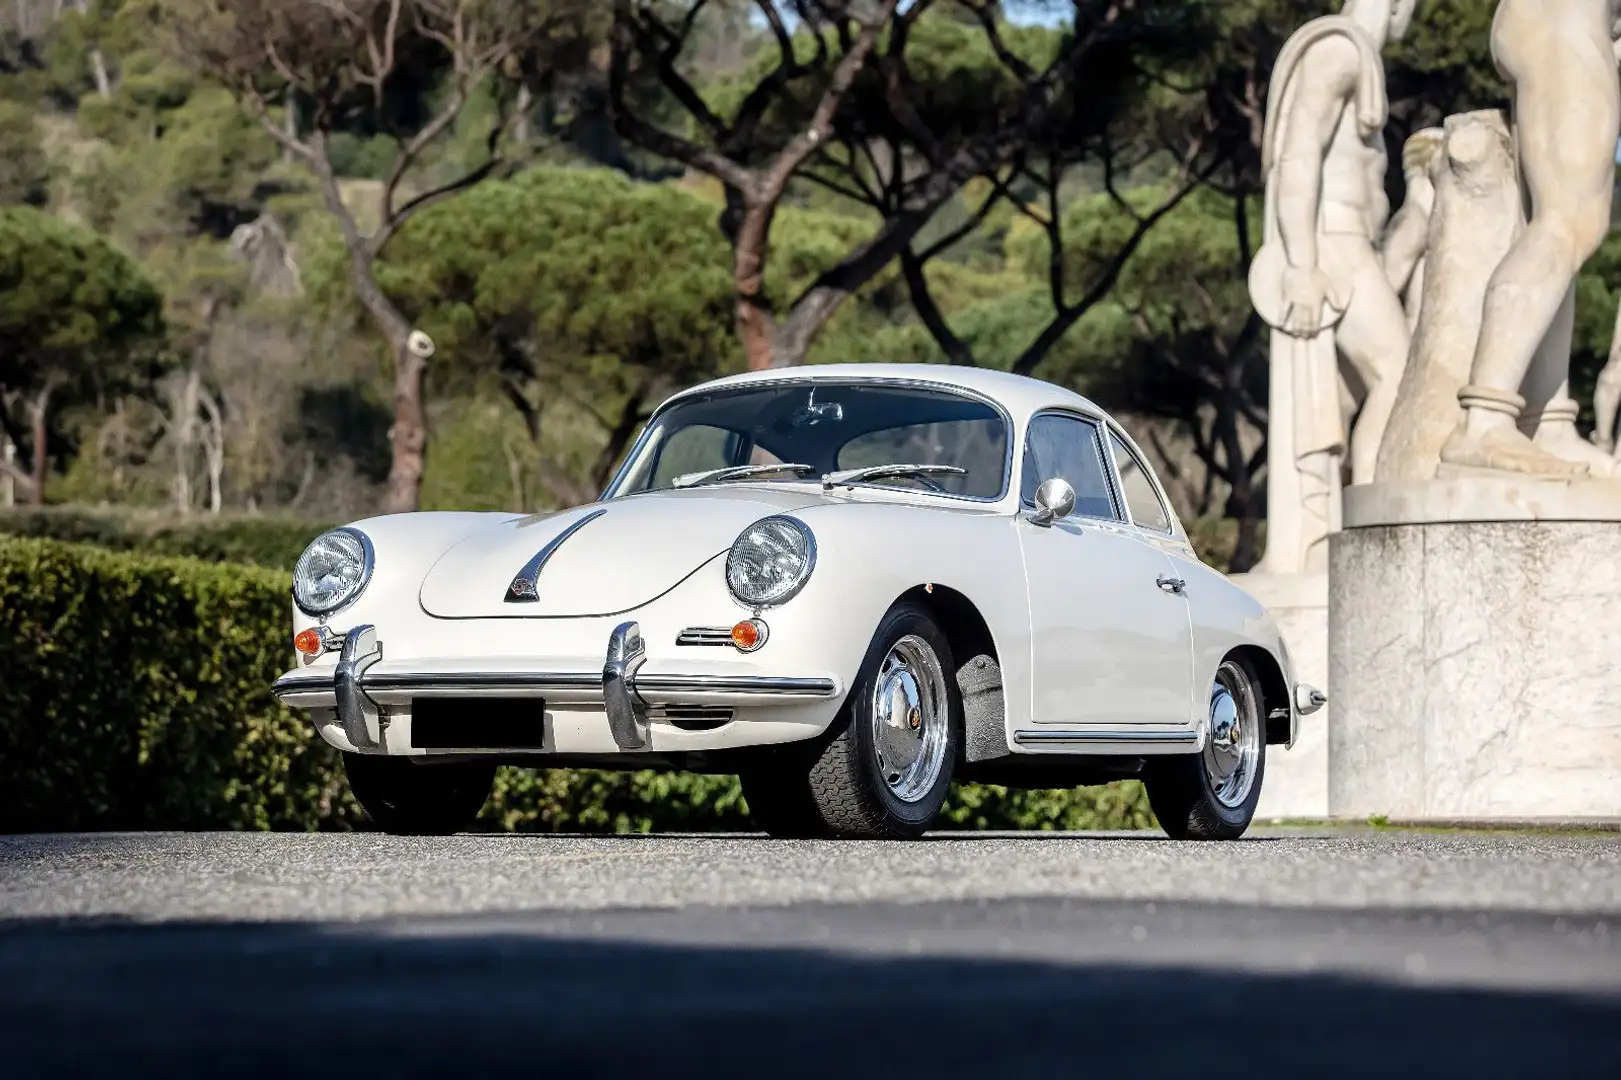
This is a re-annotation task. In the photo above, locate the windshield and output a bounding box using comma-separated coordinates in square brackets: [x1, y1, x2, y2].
[609, 380, 1009, 499]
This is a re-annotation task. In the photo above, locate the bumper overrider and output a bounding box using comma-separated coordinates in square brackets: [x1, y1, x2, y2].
[271, 621, 841, 752]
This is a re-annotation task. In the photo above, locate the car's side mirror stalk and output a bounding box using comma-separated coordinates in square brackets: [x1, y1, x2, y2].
[1026, 478, 1076, 527]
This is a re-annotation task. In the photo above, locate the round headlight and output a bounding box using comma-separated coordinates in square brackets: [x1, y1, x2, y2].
[293, 527, 373, 617]
[726, 516, 815, 609]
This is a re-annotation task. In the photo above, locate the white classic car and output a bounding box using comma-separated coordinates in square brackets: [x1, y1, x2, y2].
[273, 364, 1321, 839]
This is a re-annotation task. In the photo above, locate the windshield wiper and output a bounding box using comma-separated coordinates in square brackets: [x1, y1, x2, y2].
[671, 463, 817, 489]
[821, 463, 968, 492]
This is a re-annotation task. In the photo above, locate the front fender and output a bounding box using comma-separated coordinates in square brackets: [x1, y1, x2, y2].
[764, 502, 1032, 733]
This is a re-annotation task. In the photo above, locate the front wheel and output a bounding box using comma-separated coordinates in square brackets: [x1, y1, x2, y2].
[1144, 657, 1266, 840]
[343, 753, 496, 835]
[746, 602, 961, 840]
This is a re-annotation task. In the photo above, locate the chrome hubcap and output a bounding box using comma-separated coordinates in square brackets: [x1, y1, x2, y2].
[870, 634, 948, 804]
[1203, 660, 1260, 808]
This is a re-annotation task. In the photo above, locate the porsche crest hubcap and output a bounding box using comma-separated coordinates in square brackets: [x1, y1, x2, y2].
[870, 635, 948, 804]
[1203, 660, 1260, 809]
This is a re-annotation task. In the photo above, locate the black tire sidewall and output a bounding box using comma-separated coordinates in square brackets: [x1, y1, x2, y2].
[847, 603, 961, 829]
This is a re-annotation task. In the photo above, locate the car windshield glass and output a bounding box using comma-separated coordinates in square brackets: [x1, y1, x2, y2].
[609, 381, 1009, 499]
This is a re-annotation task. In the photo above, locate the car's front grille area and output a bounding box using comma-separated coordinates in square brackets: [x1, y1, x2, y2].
[411, 697, 546, 749]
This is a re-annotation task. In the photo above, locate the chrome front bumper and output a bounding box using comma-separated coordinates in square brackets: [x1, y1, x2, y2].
[271, 620, 841, 752]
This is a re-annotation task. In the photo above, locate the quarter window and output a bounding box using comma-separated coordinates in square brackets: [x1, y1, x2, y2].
[1020, 414, 1119, 521]
[1108, 430, 1173, 532]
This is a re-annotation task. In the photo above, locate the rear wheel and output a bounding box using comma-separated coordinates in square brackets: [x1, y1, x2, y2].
[745, 602, 960, 840]
[1144, 657, 1266, 840]
[343, 753, 496, 836]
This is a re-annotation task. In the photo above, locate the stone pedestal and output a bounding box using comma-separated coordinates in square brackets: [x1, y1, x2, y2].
[1329, 480, 1621, 820]
[1232, 572, 1329, 820]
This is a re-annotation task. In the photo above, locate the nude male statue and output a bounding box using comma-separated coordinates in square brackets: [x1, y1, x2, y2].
[1248, 0, 1414, 575]
[1439, 0, 1621, 477]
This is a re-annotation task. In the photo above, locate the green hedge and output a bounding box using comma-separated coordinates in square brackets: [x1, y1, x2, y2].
[0, 535, 1151, 833]
[0, 507, 328, 570]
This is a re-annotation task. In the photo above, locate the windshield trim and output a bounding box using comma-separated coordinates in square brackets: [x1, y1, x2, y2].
[601, 376, 1016, 505]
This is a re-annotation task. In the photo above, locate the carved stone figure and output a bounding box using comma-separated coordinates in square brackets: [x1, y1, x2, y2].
[1247, 0, 1415, 575]
[1589, 297, 1621, 452]
[1438, 0, 1621, 478]
[1374, 112, 1523, 482]
[1380, 127, 1445, 330]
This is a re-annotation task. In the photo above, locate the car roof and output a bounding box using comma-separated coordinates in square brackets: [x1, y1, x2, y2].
[660, 364, 1106, 423]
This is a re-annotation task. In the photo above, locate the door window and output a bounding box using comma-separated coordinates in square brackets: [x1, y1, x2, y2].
[1020, 414, 1119, 520]
[1107, 430, 1173, 532]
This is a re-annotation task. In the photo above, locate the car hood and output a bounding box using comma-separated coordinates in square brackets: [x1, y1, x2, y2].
[418, 487, 833, 618]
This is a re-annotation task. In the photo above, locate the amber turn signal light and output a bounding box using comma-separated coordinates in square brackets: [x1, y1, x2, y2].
[293, 628, 325, 656]
[730, 619, 767, 652]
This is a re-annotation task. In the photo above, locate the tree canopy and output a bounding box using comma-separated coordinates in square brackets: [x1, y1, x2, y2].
[0, 204, 167, 501]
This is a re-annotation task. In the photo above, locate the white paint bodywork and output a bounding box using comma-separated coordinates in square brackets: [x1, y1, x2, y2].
[274, 365, 1301, 763]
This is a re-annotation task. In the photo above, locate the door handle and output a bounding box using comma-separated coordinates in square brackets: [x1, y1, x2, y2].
[1156, 575, 1186, 595]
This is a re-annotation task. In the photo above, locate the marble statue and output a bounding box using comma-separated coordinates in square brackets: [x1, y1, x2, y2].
[1374, 112, 1523, 482]
[1247, 0, 1415, 575]
[1589, 298, 1621, 452]
[1437, 0, 1621, 478]
[1379, 128, 1445, 331]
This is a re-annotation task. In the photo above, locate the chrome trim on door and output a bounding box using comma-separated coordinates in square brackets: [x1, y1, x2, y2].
[1012, 728, 1199, 747]
[505, 507, 608, 602]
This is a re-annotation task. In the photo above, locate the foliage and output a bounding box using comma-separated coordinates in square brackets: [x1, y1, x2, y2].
[0, 205, 165, 379]
[0, 204, 168, 500]
[0, 506, 332, 568]
[0, 534, 362, 831]
[0, 535, 1156, 833]
[0, 99, 49, 205]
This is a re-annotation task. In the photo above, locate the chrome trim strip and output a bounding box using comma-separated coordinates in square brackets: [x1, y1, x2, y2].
[505, 507, 608, 603]
[1012, 728, 1199, 747]
[273, 670, 839, 700]
[365, 672, 602, 692]
[635, 674, 836, 695]
[676, 627, 735, 646]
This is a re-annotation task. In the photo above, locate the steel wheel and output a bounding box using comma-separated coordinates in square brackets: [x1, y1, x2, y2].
[1202, 660, 1260, 809]
[869, 634, 950, 804]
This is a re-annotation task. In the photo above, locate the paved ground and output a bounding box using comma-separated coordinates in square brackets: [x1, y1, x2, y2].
[3, 829, 1619, 1077]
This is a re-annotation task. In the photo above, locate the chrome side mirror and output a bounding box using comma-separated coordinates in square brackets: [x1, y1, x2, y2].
[1027, 477, 1076, 527]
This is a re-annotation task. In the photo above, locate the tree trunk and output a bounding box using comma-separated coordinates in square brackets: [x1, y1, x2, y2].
[198, 384, 226, 514]
[173, 369, 199, 513]
[340, 240, 426, 514]
[384, 334, 428, 513]
[26, 384, 50, 505]
[343, 257, 427, 513]
[733, 201, 778, 371]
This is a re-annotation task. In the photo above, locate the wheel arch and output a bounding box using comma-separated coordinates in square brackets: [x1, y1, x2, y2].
[1227, 643, 1292, 745]
[894, 583, 1010, 763]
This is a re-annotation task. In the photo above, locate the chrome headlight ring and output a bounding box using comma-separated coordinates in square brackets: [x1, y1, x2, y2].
[292, 527, 375, 618]
[725, 515, 816, 610]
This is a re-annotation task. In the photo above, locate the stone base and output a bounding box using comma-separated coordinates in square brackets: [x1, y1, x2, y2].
[1231, 572, 1329, 820]
[1329, 516, 1621, 820]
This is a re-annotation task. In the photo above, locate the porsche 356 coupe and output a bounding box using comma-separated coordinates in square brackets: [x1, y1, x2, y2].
[272, 365, 1320, 839]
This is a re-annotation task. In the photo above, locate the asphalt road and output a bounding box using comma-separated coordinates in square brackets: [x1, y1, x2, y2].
[2, 829, 1619, 1078]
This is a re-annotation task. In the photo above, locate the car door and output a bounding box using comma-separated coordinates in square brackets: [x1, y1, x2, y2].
[1018, 412, 1195, 728]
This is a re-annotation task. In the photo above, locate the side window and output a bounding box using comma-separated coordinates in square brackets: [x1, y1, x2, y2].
[1020, 414, 1119, 520]
[1107, 430, 1173, 532]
